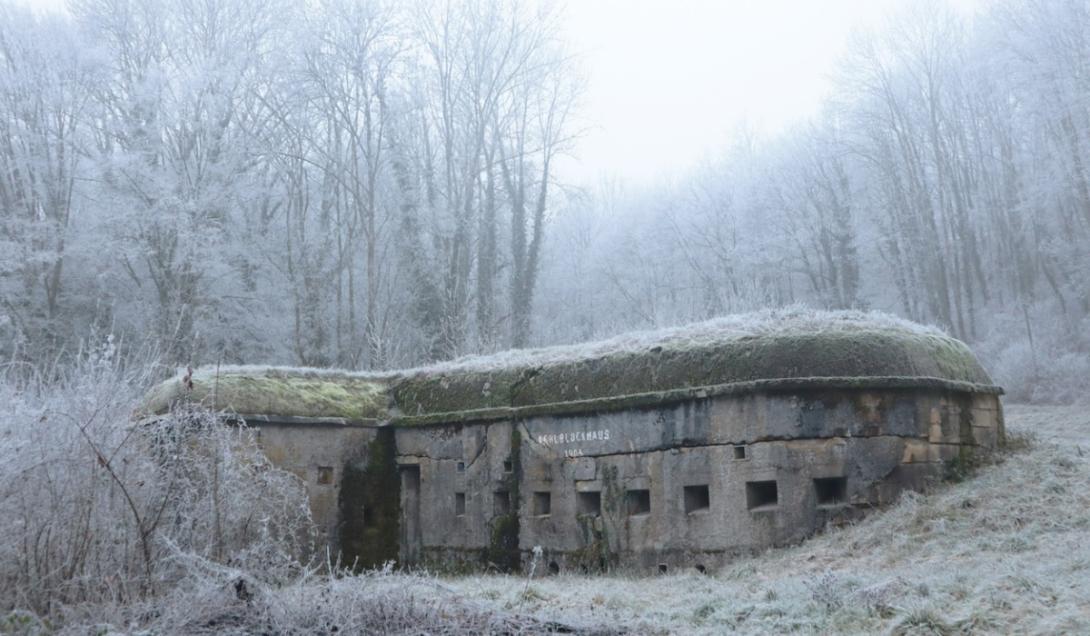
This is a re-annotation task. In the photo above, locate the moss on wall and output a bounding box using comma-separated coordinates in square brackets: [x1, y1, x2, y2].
[486, 427, 521, 572]
[571, 517, 614, 574]
[337, 428, 399, 570]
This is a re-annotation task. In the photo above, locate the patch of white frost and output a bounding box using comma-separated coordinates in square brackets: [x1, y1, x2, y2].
[172, 306, 947, 382]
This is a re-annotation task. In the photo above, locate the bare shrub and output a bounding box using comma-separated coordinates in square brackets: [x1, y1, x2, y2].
[0, 350, 315, 620]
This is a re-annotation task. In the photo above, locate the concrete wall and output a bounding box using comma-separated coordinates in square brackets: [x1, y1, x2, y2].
[250, 423, 379, 543]
[388, 389, 1002, 574]
[244, 388, 1002, 574]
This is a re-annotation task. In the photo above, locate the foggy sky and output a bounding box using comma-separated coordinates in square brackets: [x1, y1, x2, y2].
[557, 0, 981, 187]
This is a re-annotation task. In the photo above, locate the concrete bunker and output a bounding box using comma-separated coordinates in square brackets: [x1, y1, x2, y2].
[141, 313, 1004, 574]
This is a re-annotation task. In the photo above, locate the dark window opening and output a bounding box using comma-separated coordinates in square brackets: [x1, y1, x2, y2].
[733, 445, 747, 460]
[400, 465, 421, 490]
[746, 480, 778, 510]
[493, 490, 511, 515]
[548, 561, 560, 575]
[695, 564, 707, 574]
[455, 492, 466, 516]
[533, 491, 552, 516]
[658, 563, 668, 574]
[576, 490, 601, 517]
[814, 477, 847, 506]
[684, 485, 711, 513]
[503, 459, 513, 473]
[456, 461, 465, 473]
[626, 489, 651, 516]
[317, 466, 334, 485]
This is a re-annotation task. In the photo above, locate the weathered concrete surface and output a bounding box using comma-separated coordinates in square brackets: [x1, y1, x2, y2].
[138, 316, 1004, 574]
[253, 424, 378, 539]
[201, 389, 1001, 575]
[381, 390, 1002, 574]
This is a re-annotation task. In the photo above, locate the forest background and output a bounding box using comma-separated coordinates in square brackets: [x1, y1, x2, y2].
[2, 0, 1088, 403]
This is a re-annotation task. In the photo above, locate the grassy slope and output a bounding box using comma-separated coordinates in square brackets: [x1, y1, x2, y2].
[438, 404, 1090, 634]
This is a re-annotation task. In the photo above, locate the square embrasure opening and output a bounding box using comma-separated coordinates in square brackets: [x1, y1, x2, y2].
[814, 476, 847, 506]
[626, 489, 651, 516]
[683, 485, 710, 514]
[533, 491, 552, 516]
[317, 466, 334, 485]
[746, 480, 778, 510]
[493, 490, 511, 515]
[733, 445, 747, 460]
[455, 492, 466, 516]
[576, 490, 601, 517]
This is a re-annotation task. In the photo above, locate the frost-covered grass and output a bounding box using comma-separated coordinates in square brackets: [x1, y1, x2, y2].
[438, 404, 1090, 634]
[160, 307, 948, 383]
[398, 305, 950, 376]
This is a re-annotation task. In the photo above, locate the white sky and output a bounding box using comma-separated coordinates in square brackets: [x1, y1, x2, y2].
[17, 0, 978, 188]
[555, 0, 978, 188]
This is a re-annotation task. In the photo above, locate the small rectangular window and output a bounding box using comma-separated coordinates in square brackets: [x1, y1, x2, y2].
[814, 477, 847, 506]
[493, 490, 511, 515]
[626, 489, 651, 516]
[576, 490, 601, 517]
[503, 459, 513, 473]
[746, 480, 778, 510]
[455, 492, 466, 516]
[456, 461, 466, 473]
[317, 466, 334, 485]
[533, 491, 551, 516]
[683, 485, 710, 513]
[733, 445, 747, 460]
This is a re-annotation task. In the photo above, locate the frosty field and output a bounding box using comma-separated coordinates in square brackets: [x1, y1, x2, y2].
[391, 403, 1090, 634]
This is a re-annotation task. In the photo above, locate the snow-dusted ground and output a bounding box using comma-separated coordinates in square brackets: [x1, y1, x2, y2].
[426, 403, 1090, 634]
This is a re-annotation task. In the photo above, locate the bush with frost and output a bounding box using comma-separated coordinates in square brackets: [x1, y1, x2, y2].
[0, 347, 315, 623]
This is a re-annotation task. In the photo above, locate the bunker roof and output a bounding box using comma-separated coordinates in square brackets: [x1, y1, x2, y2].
[140, 309, 1001, 426]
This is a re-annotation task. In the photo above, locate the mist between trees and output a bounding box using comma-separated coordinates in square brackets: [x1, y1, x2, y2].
[0, 0, 1087, 402]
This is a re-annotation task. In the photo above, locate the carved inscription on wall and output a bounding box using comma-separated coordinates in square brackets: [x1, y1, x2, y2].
[532, 429, 611, 458]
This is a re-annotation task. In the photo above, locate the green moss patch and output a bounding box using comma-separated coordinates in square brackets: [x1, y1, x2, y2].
[486, 428, 521, 572]
[337, 428, 400, 570]
[140, 315, 1000, 426]
[392, 330, 998, 421]
[140, 367, 390, 423]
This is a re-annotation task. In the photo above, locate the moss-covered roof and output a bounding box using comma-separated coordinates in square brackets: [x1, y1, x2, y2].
[139, 367, 392, 424]
[140, 310, 1001, 426]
